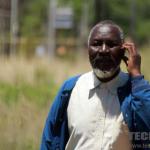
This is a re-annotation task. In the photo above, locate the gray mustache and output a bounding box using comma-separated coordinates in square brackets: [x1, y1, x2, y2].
[92, 54, 117, 66]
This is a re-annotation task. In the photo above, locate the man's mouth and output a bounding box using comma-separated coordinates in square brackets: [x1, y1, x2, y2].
[96, 62, 113, 71]
[91, 56, 116, 71]
[96, 56, 111, 61]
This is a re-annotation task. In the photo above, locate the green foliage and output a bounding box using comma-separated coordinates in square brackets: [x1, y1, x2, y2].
[20, 0, 49, 37]
[136, 20, 150, 44]
[109, 0, 130, 23]
[0, 82, 20, 104]
[19, 0, 150, 45]
[0, 69, 58, 107]
[92, 0, 150, 44]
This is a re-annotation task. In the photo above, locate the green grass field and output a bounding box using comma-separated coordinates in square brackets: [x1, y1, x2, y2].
[0, 56, 90, 150]
[0, 46, 149, 150]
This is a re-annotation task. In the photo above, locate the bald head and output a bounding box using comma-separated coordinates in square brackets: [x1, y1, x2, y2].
[88, 20, 124, 47]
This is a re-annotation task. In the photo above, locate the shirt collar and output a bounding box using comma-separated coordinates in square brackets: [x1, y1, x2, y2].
[88, 71, 101, 90]
[88, 71, 129, 95]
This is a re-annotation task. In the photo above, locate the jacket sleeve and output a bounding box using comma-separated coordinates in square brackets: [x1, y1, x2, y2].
[40, 80, 68, 150]
[131, 75, 150, 129]
[40, 75, 80, 150]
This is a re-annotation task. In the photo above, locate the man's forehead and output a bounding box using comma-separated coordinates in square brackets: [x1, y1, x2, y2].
[88, 23, 124, 45]
[94, 24, 119, 34]
[97, 25, 112, 33]
[90, 24, 123, 40]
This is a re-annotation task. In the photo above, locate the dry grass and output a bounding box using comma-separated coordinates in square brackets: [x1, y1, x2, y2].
[0, 55, 90, 150]
[0, 56, 90, 85]
[0, 100, 46, 150]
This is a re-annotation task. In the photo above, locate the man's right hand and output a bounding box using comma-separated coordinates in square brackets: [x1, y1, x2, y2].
[122, 42, 141, 77]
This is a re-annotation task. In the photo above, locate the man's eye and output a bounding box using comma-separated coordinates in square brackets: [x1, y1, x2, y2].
[106, 42, 118, 48]
[92, 41, 103, 46]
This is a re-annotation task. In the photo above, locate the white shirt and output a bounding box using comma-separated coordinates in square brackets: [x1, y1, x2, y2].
[66, 71, 132, 150]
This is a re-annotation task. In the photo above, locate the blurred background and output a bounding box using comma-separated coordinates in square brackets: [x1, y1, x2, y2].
[0, 0, 150, 149]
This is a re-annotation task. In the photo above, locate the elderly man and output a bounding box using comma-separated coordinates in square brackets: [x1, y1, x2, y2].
[40, 20, 150, 150]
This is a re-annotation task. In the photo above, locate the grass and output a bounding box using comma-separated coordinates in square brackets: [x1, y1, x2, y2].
[0, 56, 90, 150]
[0, 58, 58, 106]
[0, 46, 150, 150]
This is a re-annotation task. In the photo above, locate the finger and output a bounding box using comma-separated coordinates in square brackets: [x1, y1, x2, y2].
[122, 42, 137, 55]
[122, 43, 134, 53]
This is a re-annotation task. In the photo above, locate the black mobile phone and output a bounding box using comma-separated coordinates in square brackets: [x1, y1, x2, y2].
[120, 47, 126, 58]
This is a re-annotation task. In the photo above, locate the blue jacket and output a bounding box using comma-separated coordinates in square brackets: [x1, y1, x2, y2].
[40, 74, 150, 150]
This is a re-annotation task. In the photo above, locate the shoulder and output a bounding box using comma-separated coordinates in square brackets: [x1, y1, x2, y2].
[62, 75, 81, 91]
[62, 71, 92, 91]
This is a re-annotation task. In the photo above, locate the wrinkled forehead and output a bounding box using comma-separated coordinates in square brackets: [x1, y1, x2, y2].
[95, 25, 120, 36]
[98, 25, 113, 33]
[89, 24, 123, 41]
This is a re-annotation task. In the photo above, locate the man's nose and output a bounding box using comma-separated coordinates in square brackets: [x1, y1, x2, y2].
[102, 42, 106, 51]
[99, 42, 109, 53]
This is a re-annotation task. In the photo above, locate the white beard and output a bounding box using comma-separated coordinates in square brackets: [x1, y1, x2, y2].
[93, 66, 120, 79]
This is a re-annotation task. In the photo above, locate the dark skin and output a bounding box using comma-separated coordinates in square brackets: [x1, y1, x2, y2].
[88, 24, 141, 82]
